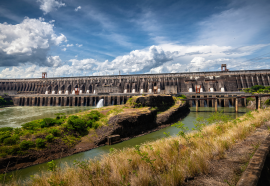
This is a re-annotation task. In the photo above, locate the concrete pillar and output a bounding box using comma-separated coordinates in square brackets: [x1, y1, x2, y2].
[108, 96, 111, 106]
[81, 97, 84, 106]
[212, 95, 216, 107]
[235, 98, 238, 113]
[243, 98, 246, 107]
[196, 100, 198, 112]
[224, 95, 229, 107]
[46, 97, 49, 106]
[56, 97, 59, 106]
[258, 97, 261, 109]
[64, 97, 67, 106]
[256, 96, 261, 110]
[90, 97, 93, 106]
[232, 97, 235, 107]
[215, 99, 218, 112]
[200, 95, 204, 107]
[117, 96, 121, 105]
[69, 97, 72, 106]
[72, 97, 75, 106]
[32, 97, 35, 106]
[24, 97, 27, 106]
[40, 97, 43, 106]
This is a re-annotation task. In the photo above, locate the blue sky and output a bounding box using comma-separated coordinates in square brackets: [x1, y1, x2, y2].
[0, 0, 270, 78]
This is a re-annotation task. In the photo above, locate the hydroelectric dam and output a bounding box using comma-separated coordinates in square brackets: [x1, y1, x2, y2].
[1, 69, 270, 108]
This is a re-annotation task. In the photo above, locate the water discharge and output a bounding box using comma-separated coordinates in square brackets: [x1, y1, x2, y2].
[96, 99, 104, 108]
[1, 106, 251, 183]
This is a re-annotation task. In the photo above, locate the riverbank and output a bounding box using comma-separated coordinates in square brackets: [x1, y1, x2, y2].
[0, 95, 189, 174]
[9, 108, 269, 186]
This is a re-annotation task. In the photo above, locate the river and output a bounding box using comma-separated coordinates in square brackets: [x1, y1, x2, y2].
[0, 106, 250, 183]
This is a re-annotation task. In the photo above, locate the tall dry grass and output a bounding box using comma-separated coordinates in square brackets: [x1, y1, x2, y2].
[6, 109, 270, 186]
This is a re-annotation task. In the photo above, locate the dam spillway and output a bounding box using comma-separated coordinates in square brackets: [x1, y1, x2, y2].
[1, 69, 270, 107]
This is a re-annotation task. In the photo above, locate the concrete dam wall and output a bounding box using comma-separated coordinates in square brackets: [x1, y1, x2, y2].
[1, 69, 270, 95]
[1, 69, 270, 107]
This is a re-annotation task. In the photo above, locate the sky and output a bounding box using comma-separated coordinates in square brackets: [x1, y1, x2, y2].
[0, 0, 270, 78]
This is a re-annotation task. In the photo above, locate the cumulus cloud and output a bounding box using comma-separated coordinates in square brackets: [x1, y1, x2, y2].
[105, 46, 172, 73]
[66, 44, 73, 47]
[75, 6, 81, 11]
[76, 44, 82, 47]
[37, 0, 65, 14]
[46, 56, 62, 67]
[0, 17, 67, 66]
[1, 43, 270, 78]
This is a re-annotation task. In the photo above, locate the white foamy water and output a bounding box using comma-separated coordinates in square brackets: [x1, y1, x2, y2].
[96, 99, 104, 108]
[0, 106, 94, 128]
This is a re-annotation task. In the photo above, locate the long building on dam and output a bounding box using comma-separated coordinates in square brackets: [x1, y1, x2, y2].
[1, 69, 270, 107]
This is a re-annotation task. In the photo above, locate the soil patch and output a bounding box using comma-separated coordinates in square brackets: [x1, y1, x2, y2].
[184, 122, 270, 186]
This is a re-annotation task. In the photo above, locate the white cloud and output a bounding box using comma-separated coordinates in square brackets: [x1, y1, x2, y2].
[37, 0, 65, 14]
[75, 6, 81, 11]
[0, 17, 67, 66]
[1, 43, 270, 78]
[46, 56, 62, 67]
[76, 44, 83, 47]
[61, 48, 66, 51]
[66, 44, 73, 47]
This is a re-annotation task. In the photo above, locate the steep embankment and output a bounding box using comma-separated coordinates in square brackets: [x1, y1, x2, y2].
[0, 95, 189, 174]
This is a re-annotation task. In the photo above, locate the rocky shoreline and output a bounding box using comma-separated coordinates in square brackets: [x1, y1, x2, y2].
[0, 98, 190, 174]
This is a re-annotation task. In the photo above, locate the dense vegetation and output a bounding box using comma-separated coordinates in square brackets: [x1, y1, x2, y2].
[0, 96, 13, 106]
[243, 85, 270, 93]
[0, 110, 103, 158]
[7, 108, 269, 186]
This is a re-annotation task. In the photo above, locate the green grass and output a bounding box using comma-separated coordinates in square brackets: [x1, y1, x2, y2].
[0, 110, 104, 158]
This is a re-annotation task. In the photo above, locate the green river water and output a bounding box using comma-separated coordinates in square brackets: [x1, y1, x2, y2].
[0, 106, 250, 183]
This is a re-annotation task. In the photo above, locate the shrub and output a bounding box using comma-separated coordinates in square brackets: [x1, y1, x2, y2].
[67, 116, 87, 134]
[0, 146, 9, 155]
[86, 120, 94, 128]
[49, 128, 61, 137]
[0, 133, 11, 143]
[8, 145, 20, 155]
[40, 118, 62, 128]
[36, 138, 46, 148]
[0, 127, 13, 133]
[251, 85, 265, 91]
[3, 135, 19, 145]
[265, 99, 270, 106]
[46, 134, 54, 142]
[22, 120, 42, 130]
[0, 152, 7, 158]
[20, 140, 35, 150]
[92, 122, 100, 129]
